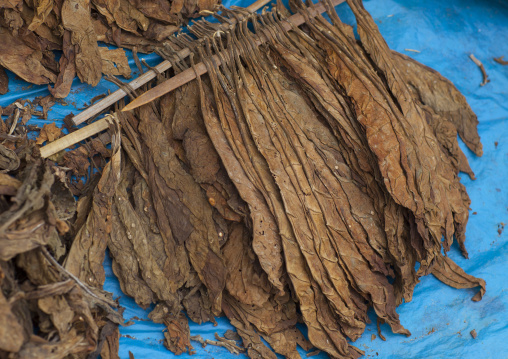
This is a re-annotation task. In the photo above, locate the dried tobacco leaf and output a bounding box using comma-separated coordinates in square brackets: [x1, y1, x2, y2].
[61, 0, 102, 86]
[195, 60, 287, 296]
[0, 144, 20, 172]
[392, 51, 482, 157]
[0, 0, 23, 9]
[49, 31, 76, 99]
[0, 289, 25, 352]
[0, 27, 57, 84]
[0, 161, 61, 261]
[35, 122, 62, 145]
[0, 66, 8, 95]
[149, 307, 192, 355]
[26, 0, 54, 32]
[132, 101, 227, 315]
[0, 173, 21, 196]
[99, 46, 132, 78]
[64, 118, 121, 286]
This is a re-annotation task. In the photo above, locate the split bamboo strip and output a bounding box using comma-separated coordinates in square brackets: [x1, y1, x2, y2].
[40, 115, 112, 158]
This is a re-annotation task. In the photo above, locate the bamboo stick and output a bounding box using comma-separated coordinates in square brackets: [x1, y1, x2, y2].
[71, 0, 271, 126]
[40, 115, 113, 158]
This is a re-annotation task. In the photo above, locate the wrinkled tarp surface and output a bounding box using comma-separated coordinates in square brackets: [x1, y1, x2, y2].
[1, 0, 507, 358]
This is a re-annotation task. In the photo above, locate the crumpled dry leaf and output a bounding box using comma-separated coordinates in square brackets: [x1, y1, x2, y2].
[49, 31, 76, 99]
[64, 118, 121, 286]
[0, 173, 21, 195]
[27, 0, 54, 32]
[128, 0, 177, 24]
[0, 0, 22, 9]
[0, 144, 20, 172]
[170, 0, 218, 19]
[392, 51, 482, 157]
[0, 289, 25, 352]
[99, 46, 131, 78]
[149, 306, 191, 355]
[0, 27, 57, 85]
[61, 0, 102, 86]
[92, 0, 149, 35]
[0, 66, 8, 95]
[36, 122, 62, 145]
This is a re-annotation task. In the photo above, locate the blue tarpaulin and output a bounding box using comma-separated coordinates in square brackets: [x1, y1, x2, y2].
[1, 0, 507, 358]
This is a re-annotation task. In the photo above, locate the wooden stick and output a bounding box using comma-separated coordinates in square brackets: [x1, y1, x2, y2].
[40, 115, 113, 158]
[122, 0, 344, 112]
[71, 0, 271, 126]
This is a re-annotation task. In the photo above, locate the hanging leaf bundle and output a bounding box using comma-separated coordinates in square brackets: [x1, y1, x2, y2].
[0, 0, 486, 358]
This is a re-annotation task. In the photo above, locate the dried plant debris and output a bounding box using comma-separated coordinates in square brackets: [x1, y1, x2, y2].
[469, 54, 489, 86]
[0, 0, 222, 97]
[494, 56, 508, 65]
[1, 0, 487, 358]
[0, 66, 8, 95]
[35, 122, 62, 145]
[0, 128, 121, 358]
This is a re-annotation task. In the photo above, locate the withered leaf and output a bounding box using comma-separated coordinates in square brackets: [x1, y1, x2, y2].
[133, 102, 227, 315]
[48, 31, 76, 99]
[64, 119, 121, 286]
[0, 0, 23, 9]
[0, 27, 57, 85]
[61, 0, 102, 86]
[35, 122, 62, 145]
[0, 173, 21, 195]
[0, 144, 20, 172]
[0, 290, 25, 352]
[27, 0, 54, 32]
[99, 46, 131, 78]
[0, 66, 8, 95]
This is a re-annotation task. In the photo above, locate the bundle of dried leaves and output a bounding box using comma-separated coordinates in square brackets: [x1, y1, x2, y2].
[0, 0, 221, 98]
[1, 0, 487, 358]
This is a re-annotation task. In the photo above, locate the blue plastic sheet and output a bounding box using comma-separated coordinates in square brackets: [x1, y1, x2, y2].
[1, 0, 507, 357]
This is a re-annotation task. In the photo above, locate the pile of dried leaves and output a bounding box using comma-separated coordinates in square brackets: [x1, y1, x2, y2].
[0, 113, 123, 358]
[1, 0, 487, 358]
[0, 0, 221, 98]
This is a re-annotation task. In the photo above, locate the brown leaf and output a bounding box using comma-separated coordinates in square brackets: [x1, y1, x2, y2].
[64, 118, 121, 286]
[0, 290, 25, 352]
[0, 67, 8, 95]
[99, 47, 131, 78]
[432, 255, 486, 301]
[48, 31, 76, 99]
[0, 173, 21, 196]
[61, 0, 102, 86]
[0, 0, 23, 9]
[36, 122, 62, 145]
[27, 0, 54, 32]
[163, 312, 191, 355]
[0, 144, 20, 172]
[0, 27, 57, 85]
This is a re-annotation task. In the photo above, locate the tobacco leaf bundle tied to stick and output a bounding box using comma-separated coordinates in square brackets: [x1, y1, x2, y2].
[104, 1, 483, 356]
[2, 0, 487, 358]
